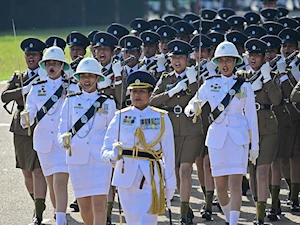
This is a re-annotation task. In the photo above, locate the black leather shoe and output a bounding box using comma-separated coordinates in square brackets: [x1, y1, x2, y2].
[180, 219, 187, 225]
[290, 200, 300, 212]
[253, 220, 265, 225]
[201, 209, 213, 221]
[187, 207, 194, 224]
[267, 208, 280, 221]
[28, 217, 42, 225]
[69, 199, 80, 212]
[200, 205, 206, 215]
[212, 197, 218, 205]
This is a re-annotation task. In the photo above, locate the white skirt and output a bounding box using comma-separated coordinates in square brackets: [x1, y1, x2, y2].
[68, 155, 112, 198]
[37, 142, 68, 176]
[208, 134, 249, 177]
[118, 168, 159, 225]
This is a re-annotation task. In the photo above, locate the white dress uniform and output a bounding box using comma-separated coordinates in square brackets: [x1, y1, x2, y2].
[58, 90, 116, 198]
[189, 74, 259, 177]
[101, 106, 176, 225]
[24, 76, 80, 176]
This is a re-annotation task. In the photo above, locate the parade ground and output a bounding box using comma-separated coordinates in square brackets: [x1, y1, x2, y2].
[0, 81, 299, 225]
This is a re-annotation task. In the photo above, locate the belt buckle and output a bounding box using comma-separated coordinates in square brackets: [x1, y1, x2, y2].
[173, 105, 182, 115]
[255, 102, 261, 111]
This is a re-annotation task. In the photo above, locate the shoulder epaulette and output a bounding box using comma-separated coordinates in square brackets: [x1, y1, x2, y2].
[150, 106, 168, 114]
[116, 106, 133, 114]
[206, 75, 221, 80]
[67, 92, 82, 97]
[33, 80, 47, 86]
[162, 71, 175, 78]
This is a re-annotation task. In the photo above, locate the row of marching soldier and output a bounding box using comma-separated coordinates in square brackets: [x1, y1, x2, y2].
[2, 0, 300, 225]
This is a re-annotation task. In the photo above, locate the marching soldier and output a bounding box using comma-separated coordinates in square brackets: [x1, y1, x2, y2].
[101, 71, 176, 225]
[149, 40, 203, 224]
[20, 46, 80, 225]
[184, 40, 259, 225]
[276, 28, 300, 212]
[1, 38, 47, 225]
[87, 30, 100, 58]
[58, 57, 116, 225]
[93, 31, 124, 109]
[244, 38, 282, 225]
[45, 36, 66, 51]
[66, 31, 90, 61]
[129, 18, 150, 37]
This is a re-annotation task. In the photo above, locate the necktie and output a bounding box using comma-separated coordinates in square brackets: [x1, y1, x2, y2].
[146, 59, 151, 65]
[31, 71, 35, 76]
[130, 69, 134, 74]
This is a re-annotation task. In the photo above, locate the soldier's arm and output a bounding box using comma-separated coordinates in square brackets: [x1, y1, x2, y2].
[280, 74, 296, 101]
[149, 75, 171, 107]
[1, 73, 23, 103]
[291, 80, 300, 102]
[264, 79, 282, 106]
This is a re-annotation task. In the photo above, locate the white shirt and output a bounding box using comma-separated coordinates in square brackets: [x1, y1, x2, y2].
[58, 90, 116, 164]
[125, 64, 139, 75]
[24, 76, 80, 153]
[27, 68, 39, 78]
[188, 74, 259, 151]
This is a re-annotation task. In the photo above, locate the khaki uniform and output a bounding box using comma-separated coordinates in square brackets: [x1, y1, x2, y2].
[1, 71, 40, 171]
[149, 71, 203, 167]
[291, 80, 300, 102]
[247, 73, 282, 165]
[281, 75, 300, 157]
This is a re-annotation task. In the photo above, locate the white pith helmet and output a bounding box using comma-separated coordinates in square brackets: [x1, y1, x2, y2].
[73, 57, 104, 80]
[211, 41, 243, 65]
[39, 46, 70, 71]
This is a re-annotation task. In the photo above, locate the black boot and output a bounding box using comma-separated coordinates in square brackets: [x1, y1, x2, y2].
[69, 199, 80, 212]
[290, 200, 300, 212]
[187, 207, 194, 224]
[28, 217, 42, 225]
[267, 208, 280, 221]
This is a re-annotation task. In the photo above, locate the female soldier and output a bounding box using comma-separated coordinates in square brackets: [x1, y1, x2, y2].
[101, 71, 176, 225]
[244, 38, 282, 225]
[20, 46, 80, 225]
[58, 57, 116, 225]
[149, 40, 203, 224]
[1, 38, 47, 225]
[185, 41, 259, 225]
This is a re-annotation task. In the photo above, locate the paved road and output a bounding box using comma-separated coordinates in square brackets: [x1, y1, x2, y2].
[0, 82, 299, 225]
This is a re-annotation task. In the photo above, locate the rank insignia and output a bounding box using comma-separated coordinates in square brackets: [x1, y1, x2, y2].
[236, 87, 247, 99]
[123, 115, 136, 125]
[210, 83, 221, 92]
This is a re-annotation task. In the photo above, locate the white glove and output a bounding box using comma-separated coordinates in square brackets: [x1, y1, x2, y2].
[243, 55, 249, 65]
[138, 64, 148, 72]
[64, 68, 73, 79]
[156, 54, 167, 72]
[186, 66, 197, 84]
[251, 74, 263, 92]
[207, 61, 217, 76]
[290, 59, 300, 82]
[20, 110, 30, 128]
[249, 150, 259, 165]
[167, 80, 187, 98]
[184, 103, 196, 117]
[97, 76, 111, 89]
[101, 142, 122, 163]
[22, 84, 32, 95]
[261, 62, 271, 83]
[112, 60, 122, 77]
[276, 60, 286, 74]
[165, 189, 175, 209]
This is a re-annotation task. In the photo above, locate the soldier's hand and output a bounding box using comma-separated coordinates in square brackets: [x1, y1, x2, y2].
[156, 54, 167, 72]
[186, 66, 197, 84]
[276, 59, 286, 74]
[251, 75, 263, 92]
[20, 110, 30, 128]
[290, 59, 300, 81]
[249, 150, 259, 165]
[97, 76, 111, 89]
[112, 60, 122, 77]
[102, 150, 118, 163]
[261, 62, 271, 83]
[167, 80, 187, 97]
[184, 103, 196, 117]
[207, 61, 217, 76]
